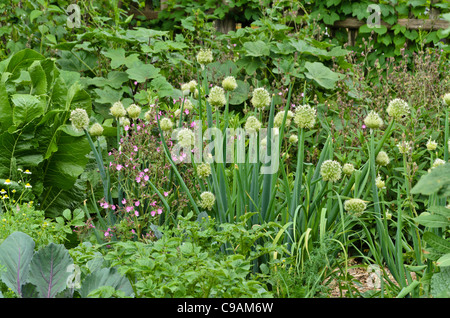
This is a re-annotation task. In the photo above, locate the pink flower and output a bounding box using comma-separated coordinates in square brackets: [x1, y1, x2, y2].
[144, 175, 149, 182]
[135, 201, 140, 207]
[136, 176, 141, 183]
[151, 201, 157, 206]
[111, 205, 116, 210]
[134, 146, 138, 152]
[134, 211, 139, 217]
[116, 164, 123, 171]
[124, 125, 130, 131]
[164, 192, 169, 197]
[151, 210, 156, 217]
[157, 208, 162, 215]
[131, 229, 136, 234]
[126, 206, 133, 213]
[122, 198, 127, 204]
[362, 124, 367, 129]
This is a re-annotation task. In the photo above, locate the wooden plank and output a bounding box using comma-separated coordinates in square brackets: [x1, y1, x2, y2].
[331, 17, 449, 30]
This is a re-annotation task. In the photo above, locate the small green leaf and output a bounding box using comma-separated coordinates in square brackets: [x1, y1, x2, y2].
[63, 209, 72, 221]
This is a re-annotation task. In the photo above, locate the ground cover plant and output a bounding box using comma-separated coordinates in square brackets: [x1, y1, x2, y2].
[0, 0, 449, 299]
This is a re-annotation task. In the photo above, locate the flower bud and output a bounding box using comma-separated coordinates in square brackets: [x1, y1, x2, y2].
[89, 123, 104, 137]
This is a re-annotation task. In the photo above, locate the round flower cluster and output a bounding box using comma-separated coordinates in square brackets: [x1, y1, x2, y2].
[222, 76, 237, 91]
[443, 93, 450, 106]
[182, 98, 193, 111]
[320, 160, 342, 183]
[344, 198, 367, 216]
[387, 98, 410, 120]
[197, 48, 213, 66]
[197, 163, 212, 179]
[376, 175, 385, 190]
[70, 108, 89, 131]
[293, 104, 316, 129]
[160, 118, 173, 131]
[274, 110, 294, 128]
[288, 134, 298, 144]
[432, 158, 446, 169]
[397, 141, 411, 154]
[127, 103, 141, 120]
[110, 101, 127, 118]
[199, 191, 215, 210]
[426, 138, 437, 151]
[208, 86, 227, 107]
[376, 151, 390, 166]
[251, 87, 271, 109]
[364, 110, 383, 129]
[244, 116, 262, 133]
[177, 128, 195, 148]
[342, 163, 355, 176]
[89, 123, 104, 137]
[181, 80, 198, 95]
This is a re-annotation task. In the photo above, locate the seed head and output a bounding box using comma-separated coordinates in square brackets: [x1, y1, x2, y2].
[274, 110, 294, 128]
[197, 163, 212, 179]
[443, 93, 450, 106]
[342, 163, 355, 176]
[432, 158, 446, 169]
[110, 101, 127, 118]
[207, 86, 227, 107]
[70, 108, 89, 131]
[199, 191, 215, 210]
[376, 151, 390, 166]
[244, 115, 262, 133]
[177, 128, 195, 148]
[127, 103, 141, 120]
[344, 198, 367, 216]
[364, 110, 383, 129]
[222, 76, 237, 91]
[196, 48, 213, 67]
[251, 87, 271, 109]
[293, 104, 316, 129]
[387, 98, 410, 120]
[320, 160, 342, 183]
[426, 138, 437, 151]
[89, 123, 104, 137]
[160, 117, 173, 131]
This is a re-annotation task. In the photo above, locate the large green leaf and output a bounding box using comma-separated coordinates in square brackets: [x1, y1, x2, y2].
[0, 232, 35, 297]
[304, 61, 343, 90]
[411, 163, 450, 197]
[78, 267, 134, 298]
[431, 266, 450, 297]
[126, 63, 160, 83]
[0, 126, 44, 178]
[11, 94, 45, 127]
[28, 243, 74, 298]
[243, 40, 271, 57]
[0, 81, 12, 130]
[43, 131, 91, 190]
[28, 60, 48, 96]
[6, 49, 44, 77]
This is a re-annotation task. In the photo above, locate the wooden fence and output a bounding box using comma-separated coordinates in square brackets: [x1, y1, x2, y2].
[125, 0, 449, 46]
